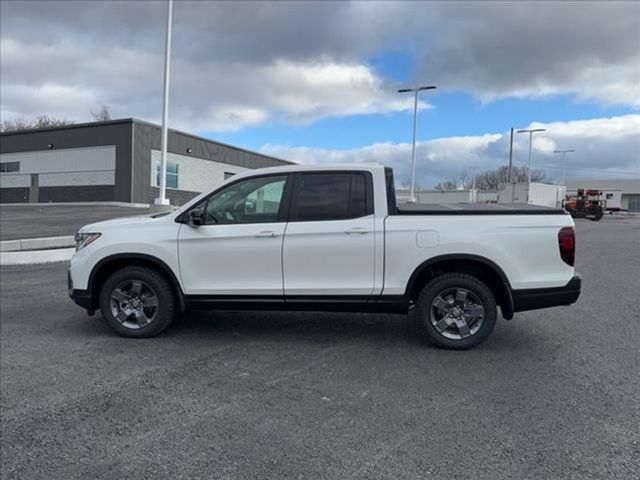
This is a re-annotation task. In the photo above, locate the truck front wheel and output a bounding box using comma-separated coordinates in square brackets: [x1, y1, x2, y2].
[98, 266, 176, 338]
[415, 273, 497, 349]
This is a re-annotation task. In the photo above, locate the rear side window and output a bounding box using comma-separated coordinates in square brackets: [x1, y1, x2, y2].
[292, 172, 372, 222]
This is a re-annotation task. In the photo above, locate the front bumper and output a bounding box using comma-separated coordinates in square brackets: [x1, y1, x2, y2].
[68, 270, 94, 312]
[512, 275, 581, 313]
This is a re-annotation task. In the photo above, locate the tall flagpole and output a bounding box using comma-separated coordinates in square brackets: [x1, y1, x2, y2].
[155, 0, 173, 206]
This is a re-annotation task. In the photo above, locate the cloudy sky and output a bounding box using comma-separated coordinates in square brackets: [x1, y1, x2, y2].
[1, 1, 639, 186]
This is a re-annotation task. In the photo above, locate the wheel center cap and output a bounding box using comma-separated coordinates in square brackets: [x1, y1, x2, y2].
[131, 298, 141, 308]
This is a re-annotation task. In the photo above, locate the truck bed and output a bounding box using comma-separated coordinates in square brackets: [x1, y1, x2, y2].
[396, 202, 566, 215]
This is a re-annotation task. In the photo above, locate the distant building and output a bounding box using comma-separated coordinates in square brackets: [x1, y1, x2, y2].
[0, 118, 292, 205]
[396, 189, 500, 204]
[498, 182, 566, 208]
[566, 179, 640, 212]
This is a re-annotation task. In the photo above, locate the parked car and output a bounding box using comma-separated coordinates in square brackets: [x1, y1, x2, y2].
[69, 164, 581, 349]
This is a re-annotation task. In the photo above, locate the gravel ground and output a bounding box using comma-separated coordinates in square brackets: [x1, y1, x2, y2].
[0, 204, 151, 240]
[1, 217, 639, 479]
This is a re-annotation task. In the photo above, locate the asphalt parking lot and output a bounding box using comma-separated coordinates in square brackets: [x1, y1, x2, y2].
[1, 217, 639, 479]
[0, 204, 151, 241]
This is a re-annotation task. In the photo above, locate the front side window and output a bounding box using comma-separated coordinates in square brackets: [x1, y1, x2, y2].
[292, 172, 370, 222]
[201, 175, 287, 224]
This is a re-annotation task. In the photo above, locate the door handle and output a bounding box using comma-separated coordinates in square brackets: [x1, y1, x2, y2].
[255, 231, 280, 238]
[344, 227, 369, 235]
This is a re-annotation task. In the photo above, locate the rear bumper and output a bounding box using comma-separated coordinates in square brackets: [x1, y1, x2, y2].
[512, 275, 581, 313]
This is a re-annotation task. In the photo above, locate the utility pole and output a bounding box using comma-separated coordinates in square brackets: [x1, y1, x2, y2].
[553, 149, 575, 185]
[517, 128, 546, 202]
[154, 0, 173, 207]
[471, 166, 479, 204]
[397, 85, 437, 202]
[507, 127, 514, 183]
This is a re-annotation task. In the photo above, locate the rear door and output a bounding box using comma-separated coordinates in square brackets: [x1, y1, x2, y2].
[282, 171, 376, 297]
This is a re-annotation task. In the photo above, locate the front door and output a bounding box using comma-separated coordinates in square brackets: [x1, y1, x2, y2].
[283, 171, 376, 296]
[178, 174, 290, 296]
[29, 174, 39, 203]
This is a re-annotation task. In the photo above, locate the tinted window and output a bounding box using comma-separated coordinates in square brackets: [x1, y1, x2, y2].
[349, 173, 367, 218]
[0, 161, 20, 173]
[202, 175, 286, 224]
[294, 172, 369, 221]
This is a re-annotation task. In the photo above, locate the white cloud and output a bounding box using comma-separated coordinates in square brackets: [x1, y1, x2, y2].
[416, 3, 640, 107]
[1, 2, 639, 128]
[170, 58, 425, 131]
[261, 115, 640, 187]
[0, 38, 421, 131]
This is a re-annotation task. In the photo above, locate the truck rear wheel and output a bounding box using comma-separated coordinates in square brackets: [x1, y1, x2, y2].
[99, 266, 176, 338]
[415, 273, 497, 350]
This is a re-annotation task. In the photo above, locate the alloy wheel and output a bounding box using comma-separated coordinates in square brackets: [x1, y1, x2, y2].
[109, 279, 159, 329]
[429, 287, 485, 340]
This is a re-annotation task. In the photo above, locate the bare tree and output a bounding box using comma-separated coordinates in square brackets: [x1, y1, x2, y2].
[0, 118, 32, 132]
[435, 166, 547, 191]
[400, 180, 423, 191]
[434, 180, 459, 191]
[0, 105, 112, 133]
[469, 165, 546, 190]
[434, 172, 469, 191]
[90, 105, 111, 122]
[0, 115, 74, 133]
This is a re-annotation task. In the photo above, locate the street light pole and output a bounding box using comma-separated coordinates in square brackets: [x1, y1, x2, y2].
[470, 166, 479, 204]
[155, 0, 173, 207]
[553, 149, 575, 185]
[398, 85, 437, 202]
[517, 128, 546, 202]
[507, 127, 514, 183]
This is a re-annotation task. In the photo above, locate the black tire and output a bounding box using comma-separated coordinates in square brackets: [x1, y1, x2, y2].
[415, 273, 497, 350]
[99, 266, 176, 338]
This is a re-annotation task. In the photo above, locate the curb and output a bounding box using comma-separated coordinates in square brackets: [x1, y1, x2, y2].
[0, 201, 150, 208]
[0, 236, 75, 252]
[1, 248, 74, 266]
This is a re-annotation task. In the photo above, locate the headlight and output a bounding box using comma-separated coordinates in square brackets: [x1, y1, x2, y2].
[74, 232, 101, 251]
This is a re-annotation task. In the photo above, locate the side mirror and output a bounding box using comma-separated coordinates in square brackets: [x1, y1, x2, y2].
[188, 209, 205, 227]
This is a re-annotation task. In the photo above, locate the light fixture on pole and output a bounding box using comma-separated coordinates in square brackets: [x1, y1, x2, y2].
[553, 149, 575, 186]
[154, 0, 173, 207]
[517, 127, 546, 203]
[397, 85, 437, 202]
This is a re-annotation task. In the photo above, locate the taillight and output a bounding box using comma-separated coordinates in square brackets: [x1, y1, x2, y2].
[558, 227, 575, 266]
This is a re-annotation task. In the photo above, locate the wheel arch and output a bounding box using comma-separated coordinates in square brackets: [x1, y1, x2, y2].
[405, 254, 514, 319]
[88, 253, 186, 313]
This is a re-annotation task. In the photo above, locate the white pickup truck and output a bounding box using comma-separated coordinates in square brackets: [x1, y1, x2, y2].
[69, 164, 581, 349]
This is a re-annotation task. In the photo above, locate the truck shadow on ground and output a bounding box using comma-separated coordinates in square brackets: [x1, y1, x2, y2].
[153, 309, 542, 353]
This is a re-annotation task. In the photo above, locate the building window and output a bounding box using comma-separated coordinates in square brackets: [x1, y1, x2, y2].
[0, 161, 20, 173]
[224, 172, 235, 180]
[606, 193, 614, 199]
[155, 162, 179, 189]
